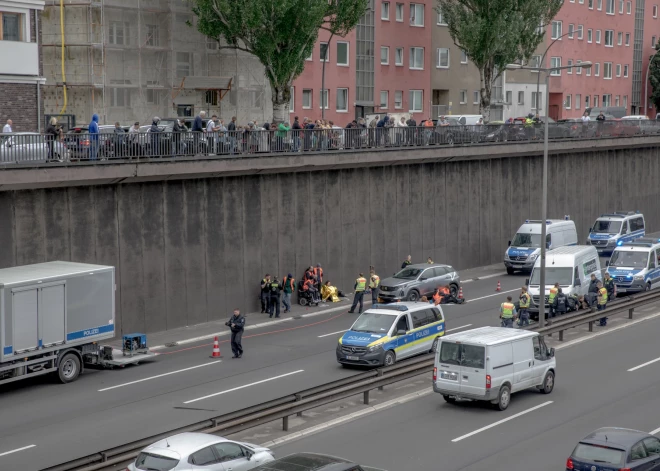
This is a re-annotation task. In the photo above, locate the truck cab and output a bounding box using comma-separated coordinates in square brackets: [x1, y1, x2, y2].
[587, 211, 645, 256]
[606, 238, 660, 294]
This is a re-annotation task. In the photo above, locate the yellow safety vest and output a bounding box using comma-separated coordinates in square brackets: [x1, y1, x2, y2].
[355, 277, 367, 292]
[519, 293, 531, 309]
[598, 287, 608, 305]
[548, 287, 558, 303]
[501, 302, 515, 318]
[369, 275, 380, 289]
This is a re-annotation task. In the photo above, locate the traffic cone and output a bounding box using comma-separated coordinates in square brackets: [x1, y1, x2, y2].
[458, 286, 464, 299]
[496, 281, 501, 292]
[210, 336, 221, 358]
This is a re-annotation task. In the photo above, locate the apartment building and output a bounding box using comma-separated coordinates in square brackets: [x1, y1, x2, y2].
[642, 1, 660, 117]
[0, 0, 46, 131]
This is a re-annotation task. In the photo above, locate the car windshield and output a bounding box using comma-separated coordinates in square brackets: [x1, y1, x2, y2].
[393, 268, 422, 280]
[135, 452, 180, 471]
[609, 250, 650, 268]
[350, 312, 396, 334]
[572, 444, 624, 465]
[530, 267, 573, 286]
[439, 342, 485, 369]
[592, 220, 622, 234]
[511, 232, 541, 248]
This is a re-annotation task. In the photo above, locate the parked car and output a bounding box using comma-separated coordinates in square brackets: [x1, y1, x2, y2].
[378, 263, 461, 302]
[0, 132, 69, 163]
[127, 432, 275, 471]
[481, 123, 528, 142]
[513, 116, 571, 139]
[567, 428, 660, 471]
[251, 453, 387, 471]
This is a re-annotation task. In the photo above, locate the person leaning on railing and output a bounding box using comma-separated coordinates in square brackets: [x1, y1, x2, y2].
[45, 117, 62, 162]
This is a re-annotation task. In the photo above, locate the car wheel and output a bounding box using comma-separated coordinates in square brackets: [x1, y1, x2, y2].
[443, 395, 456, 404]
[506, 267, 515, 275]
[58, 353, 81, 384]
[383, 350, 396, 367]
[407, 290, 420, 302]
[495, 384, 511, 411]
[646, 282, 652, 292]
[298, 297, 308, 306]
[450, 284, 459, 298]
[431, 337, 440, 353]
[541, 371, 554, 394]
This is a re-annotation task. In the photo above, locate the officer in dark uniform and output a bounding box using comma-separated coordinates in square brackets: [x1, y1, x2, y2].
[260, 274, 271, 313]
[552, 288, 568, 316]
[269, 276, 282, 318]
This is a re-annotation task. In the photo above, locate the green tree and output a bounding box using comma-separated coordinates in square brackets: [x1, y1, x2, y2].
[190, 0, 368, 123]
[649, 43, 660, 113]
[437, 0, 563, 121]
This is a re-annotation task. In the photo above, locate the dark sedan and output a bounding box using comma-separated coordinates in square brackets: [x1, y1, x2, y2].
[251, 453, 386, 471]
[567, 427, 660, 471]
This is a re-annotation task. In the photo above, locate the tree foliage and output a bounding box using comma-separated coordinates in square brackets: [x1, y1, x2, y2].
[190, 0, 368, 122]
[649, 43, 660, 112]
[437, 0, 563, 120]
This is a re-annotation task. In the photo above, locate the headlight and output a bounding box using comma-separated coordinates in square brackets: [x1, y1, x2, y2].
[634, 275, 644, 281]
[368, 344, 383, 353]
[529, 254, 538, 261]
[504, 253, 510, 260]
[607, 239, 616, 246]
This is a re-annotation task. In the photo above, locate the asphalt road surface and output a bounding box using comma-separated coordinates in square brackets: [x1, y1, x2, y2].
[273, 314, 660, 471]
[0, 267, 527, 469]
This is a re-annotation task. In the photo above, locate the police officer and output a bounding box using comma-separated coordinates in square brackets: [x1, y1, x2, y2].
[269, 276, 282, 318]
[603, 272, 616, 301]
[369, 268, 380, 304]
[348, 273, 367, 314]
[427, 257, 434, 264]
[227, 308, 245, 358]
[401, 255, 412, 269]
[553, 288, 568, 316]
[518, 286, 531, 326]
[597, 281, 608, 326]
[548, 282, 559, 318]
[500, 296, 517, 328]
[260, 274, 271, 313]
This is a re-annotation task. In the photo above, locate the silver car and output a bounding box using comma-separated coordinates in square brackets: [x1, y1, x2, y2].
[378, 263, 461, 302]
[127, 432, 275, 471]
[0, 133, 69, 163]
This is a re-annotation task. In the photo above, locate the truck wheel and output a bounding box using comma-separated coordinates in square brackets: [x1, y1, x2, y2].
[443, 395, 456, 404]
[383, 350, 396, 367]
[58, 353, 81, 384]
[407, 290, 420, 302]
[541, 371, 554, 394]
[506, 267, 515, 275]
[495, 384, 511, 411]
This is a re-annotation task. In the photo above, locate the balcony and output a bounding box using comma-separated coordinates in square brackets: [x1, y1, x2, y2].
[0, 41, 40, 77]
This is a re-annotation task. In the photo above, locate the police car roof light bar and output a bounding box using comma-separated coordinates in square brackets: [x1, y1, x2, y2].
[600, 214, 625, 219]
[371, 304, 409, 311]
[613, 211, 636, 216]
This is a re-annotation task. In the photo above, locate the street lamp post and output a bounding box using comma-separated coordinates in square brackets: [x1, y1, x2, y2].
[506, 61, 592, 327]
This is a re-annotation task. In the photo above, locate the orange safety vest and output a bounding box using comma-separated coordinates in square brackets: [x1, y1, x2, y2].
[313, 267, 323, 279]
[283, 277, 295, 291]
[433, 291, 441, 305]
[303, 279, 314, 291]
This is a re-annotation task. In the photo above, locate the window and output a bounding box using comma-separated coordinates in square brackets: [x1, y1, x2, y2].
[531, 55, 541, 69]
[306, 50, 313, 61]
[503, 90, 510, 104]
[594, 95, 599, 107]
[395, 314, 410, 333]
[552, 21, 562, 39]
[550, 56, 561, 75]
[655, 5, 659, 17]
[616, 64, 621, 76]
[518, 91, 525, 105]
[437, 11, 447, 25]
[596, 30, 601, 44]
[336, 88, 348, 112]
[643, 438, 660, 455]
[411, 309, 433, 328]
[624, 64, 629, 77]
[459, 89, 467, 104]
[409, 47, 424, 69]
[176, 52, 191, 78]
[595, 62, 600, 76]
[410, 3, 424, 26]
[625, 33, 630, 45]
[289, 87, 295, 112]
[382, 1, 390, 20]
[630, 217, 645, 232]
[589, 0, 594, 8]
[605, 30, 613, 46]
[109, 21, 129, 45]
[615, 95, 620, 106]
[396, 3, 404, 21]
[320, 42, 329, 61]
[380, 90, 389, 108]
[598, 0, 602, 9]
[437, 48, 450, 68]
[109, 88, 130, 107]
[567, 59, 573, 74]
[565, 94, 572, 109]
[205, 90, 218, 106]
[587, 65, 591, 76]
[320, 89, 328, 109]
[474, 91, 480, 104]
[395, 47, 403, 66]
[584, 96, 591, 109]
[580, 0, 584, 3]
[653, 36, 657, 47]
[381, 46, 390, 65]
[576, 94, 581, 109]
[617, 31, 623, 45]
[631, 442, 648, 461]
[587, 29, 593, 43]
[568, 24, 574, 39]
[409, 90, 423, 112]
[532, 91, 542, 110]
[606, 0, 615, 13]
[337, 42, 349, 66]
[212, 443, 245, 463]
[302, 89, 312, 109]
[460, 49, 468, 64]
[532, 337, 544, 361]
[395, 90, 403, 108]
[627, 1, 632, 13]
[604, 62, 612, 78]
[190, 447, 217, 466]
[578, 25, 584, 39]
[146, 24, 159, 47]
[619, 0, 624, 12]
[206, 38, 218, 51]
[577, 60, 583, 74]
[146, 84, 160, 105]
[623, 95, 627, 108]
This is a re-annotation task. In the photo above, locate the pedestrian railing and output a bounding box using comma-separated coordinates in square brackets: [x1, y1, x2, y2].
[1, 119, 659, 165]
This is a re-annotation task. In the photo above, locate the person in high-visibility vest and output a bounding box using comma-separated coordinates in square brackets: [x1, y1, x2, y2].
[518, 286, 531, 326]
[401, 255, 412, 269]
[500, 296, 517, 328]
[548, 283, 559, 318]
[369, 269, 380, 304]
[349, 273, 367, 314]
[597, 281, 608, 326]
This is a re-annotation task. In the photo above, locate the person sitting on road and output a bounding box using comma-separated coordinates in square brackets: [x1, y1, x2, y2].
[321, 280, 340, 303]
[432, 286, 451, 305]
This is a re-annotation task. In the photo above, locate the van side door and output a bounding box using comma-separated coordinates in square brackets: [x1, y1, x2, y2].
[511, 339, 534, 391]
[393, 314, 414, 359]
[531, 336, 553, 386]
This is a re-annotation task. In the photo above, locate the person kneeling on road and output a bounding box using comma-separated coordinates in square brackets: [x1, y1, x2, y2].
[500, 296, 517, 328]
[226, 309, 245, 358]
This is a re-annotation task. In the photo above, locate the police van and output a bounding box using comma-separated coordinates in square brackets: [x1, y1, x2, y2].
[587, 211, 645, 255]
[504, 217, 578, 275]
[336, 303, 445, 367]
[606, 238, 660, 294]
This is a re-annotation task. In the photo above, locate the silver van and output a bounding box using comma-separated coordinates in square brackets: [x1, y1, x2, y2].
[378, 264, 461, 302]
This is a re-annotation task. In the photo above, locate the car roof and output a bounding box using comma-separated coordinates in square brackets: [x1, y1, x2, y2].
[546, 245, 596, 256]
[143, 432, 227, 455]
[251, 453, 354, 471]
[442, 326, 537, 345]
[366, 301, 438, 315]
[580, 427, 651, 449]
[406, 263, 453, 270]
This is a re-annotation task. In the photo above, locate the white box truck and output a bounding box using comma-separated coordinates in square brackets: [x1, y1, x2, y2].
[0, 261, 153, 386]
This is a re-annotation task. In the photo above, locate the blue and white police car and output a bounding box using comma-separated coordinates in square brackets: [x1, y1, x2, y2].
[587, 211, 645, 256]
[336, 303, 445, 367]
[606, 238, 660, 294]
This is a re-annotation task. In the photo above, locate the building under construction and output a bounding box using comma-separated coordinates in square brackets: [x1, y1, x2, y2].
[41, 0, 272, 126]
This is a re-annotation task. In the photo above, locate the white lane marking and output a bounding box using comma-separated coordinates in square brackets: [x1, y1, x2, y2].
[0, 444, 36, 458]
[628, 356, 660, 372]
[98, 361, 222, 392]
[465, 288, 519, 303]
[318, 330, 347, 338]
[446, 324, 472, 332]
[451, 401, 553, 442]
[474, 273, 506, 281]
[650, 426, 660, 435]
[184, 370, 305, 404]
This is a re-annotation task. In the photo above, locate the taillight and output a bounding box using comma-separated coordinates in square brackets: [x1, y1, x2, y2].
[486, 375, 491, 389]
[619, 468, 631, 471]
[566, 457, 573, 470]
[433, 367, 437, 381]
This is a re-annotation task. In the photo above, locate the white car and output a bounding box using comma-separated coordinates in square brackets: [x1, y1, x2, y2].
[127, 432, 275, 471]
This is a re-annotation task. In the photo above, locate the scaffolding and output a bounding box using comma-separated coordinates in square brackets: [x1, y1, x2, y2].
[41, 0, 271, 125]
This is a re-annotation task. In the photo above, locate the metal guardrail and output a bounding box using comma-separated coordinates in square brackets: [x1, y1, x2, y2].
[43, 290, 660, 471]
[2, 119, 660, 165]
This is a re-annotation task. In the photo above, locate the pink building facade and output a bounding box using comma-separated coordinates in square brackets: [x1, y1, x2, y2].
[642, 2, 660, 118]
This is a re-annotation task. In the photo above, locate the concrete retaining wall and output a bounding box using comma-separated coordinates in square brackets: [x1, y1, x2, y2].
[0, 145, 658, 334]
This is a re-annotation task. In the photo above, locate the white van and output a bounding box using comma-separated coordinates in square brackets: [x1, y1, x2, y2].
[433, 327, 556, 411]
[527, 246, 601, 316]
[587, 211, 645, 256]
[606, 238, 660, 294]
[449, 114, 484, 125]
[504, 218, 578, 274]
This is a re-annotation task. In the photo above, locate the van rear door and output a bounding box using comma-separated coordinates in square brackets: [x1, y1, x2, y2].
[458, 343, 486, 397]
[436, 340, 461, 394]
